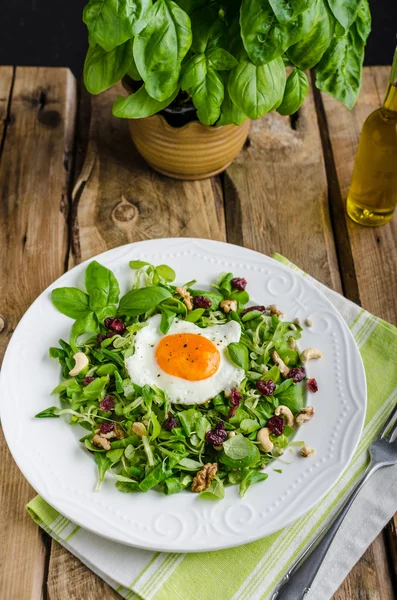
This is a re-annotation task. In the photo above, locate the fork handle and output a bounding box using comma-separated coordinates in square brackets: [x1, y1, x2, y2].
[271, 462, 376, 600]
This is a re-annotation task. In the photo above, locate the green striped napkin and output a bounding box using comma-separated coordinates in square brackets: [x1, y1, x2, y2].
[27, 255, 397, 600]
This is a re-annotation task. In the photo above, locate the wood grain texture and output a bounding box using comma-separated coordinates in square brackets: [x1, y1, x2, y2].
[47, 82, 226, 599]
[0, 67, 77, 600]
[223, 79, 342, 293]
[320, 66, 397, 325]
[69, 84, 225, 267]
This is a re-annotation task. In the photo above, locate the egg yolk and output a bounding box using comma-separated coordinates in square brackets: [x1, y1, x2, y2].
[155, 333, 221, 381]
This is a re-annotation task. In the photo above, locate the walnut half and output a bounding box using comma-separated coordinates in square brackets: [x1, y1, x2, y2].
[191, 463, 218, 493]
[176, 286, 193, 311]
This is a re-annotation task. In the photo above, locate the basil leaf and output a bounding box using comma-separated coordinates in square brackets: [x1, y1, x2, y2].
[84, 40, 134, 95]
[113, 84, 179, 118]
[190, 6, 226, 53]
[70, 312, 99, 353]
[85, 261, 120, 318]
[277, 68, 309, 115]
[206, 48, 238, 71]
[191, 68, 224, 125]
[217, 84, 246, 126]
[134, 0, 192, 101]
[239, 469, 268, 497]
[51, 288, 91, 320]
[355, 0, 371, 43]
[315, 24, 365, 110]
[83, 0, 151, 52]
[119, 286, 172, 316]
[240, 0, 314, 66]
[228, 55, 286, 120]
[127, 55, 142, 81]
[326, 0, 361, 31]
[228, 342, 249, 371]
[288, 0, 335, 70]
[181, 54, 207, 90]
[269, 0, 316, 23]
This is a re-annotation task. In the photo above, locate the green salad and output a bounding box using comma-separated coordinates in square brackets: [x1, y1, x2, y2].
[37, 259, 318, 499]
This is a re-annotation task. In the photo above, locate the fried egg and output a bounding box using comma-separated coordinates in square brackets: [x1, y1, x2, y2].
[125, 314, 244, 404]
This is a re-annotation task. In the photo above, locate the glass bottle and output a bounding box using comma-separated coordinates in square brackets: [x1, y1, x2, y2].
[346, 46, 397, 226]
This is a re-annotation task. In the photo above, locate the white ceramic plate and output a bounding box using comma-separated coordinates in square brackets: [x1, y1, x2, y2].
[0, 238, 366, 552]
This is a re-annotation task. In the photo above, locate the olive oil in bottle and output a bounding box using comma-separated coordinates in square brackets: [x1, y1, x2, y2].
[347, 47, 397, 226]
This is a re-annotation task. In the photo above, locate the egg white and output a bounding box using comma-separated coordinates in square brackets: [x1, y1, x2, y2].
[125, 314, 244, 404]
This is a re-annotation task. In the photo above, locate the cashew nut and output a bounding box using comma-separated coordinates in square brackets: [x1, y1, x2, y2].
[295, 406, 315, 426]
[300, 348, 323, 363]
[294, 317, 302, 326]
[288, 336, 296, 350]
[69, 352, 89, 376]
[301, 445, 316, 457]
[305, 318, 313, 327]
[289, 323, 297, 331]
[257, 427, 274, 453]
[220, 299, 238, 314]
[275, 405, 294, 427]
[271, 350, 290, 377]
[132, 422, 147, 437]
[227, 431, 236, 438]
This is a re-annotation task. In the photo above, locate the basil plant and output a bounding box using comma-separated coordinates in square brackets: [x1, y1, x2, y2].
[83, 0, 371, 126]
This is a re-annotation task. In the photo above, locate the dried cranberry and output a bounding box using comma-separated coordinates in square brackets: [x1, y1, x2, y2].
[267, 415, 285, 436]
[104, 317, 126, 335]
[163, 412, 179, 431]
[206, 421, 227, 446]
[97, 333, 104, 345]
[227, 388, 242, 420]
[231, 277, 247, 291]
[308, 378, 318, 393]
[256, 379, 276, 396]
[240, 305, 267, 317]
[99, 421, 114, 434]
[83, 376, 95, 387]
[100, 395, 115, 412]
[288, 367, 306, 383]
[97, 331, 115, 345]
[193, 295, 212, 309]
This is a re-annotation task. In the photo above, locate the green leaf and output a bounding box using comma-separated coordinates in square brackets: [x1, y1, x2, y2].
[51, 379, 79, 395]
[206, 48, 238, 71]
[178, 457, 202, 470]
[217, 85, 247, 126]
[35, 406, 61, 418]
[239, 469, 268, 497]
[220, 433, 260, 468]
[51, 288, 91, 320]
[84, 40, 134, 95]
[228, 55, 286, 120]
[160, 308, 175, 334]
[112, 84, 179, 118]
[155, 264, 176, 282]
[269, 0, 316, 23]
[240, 419, 260, 434]
[189, 289, 224, 310]
[127, 55, 142, 81]
[277, 68, 309, 115]
[195, 415, 211, 440]
[190, 6, 226, 53]
[119, 286, 172, 316]
[83, 0, 151, 52]
[129, 260, 151, 269]
[228, 342, 249, 371]
[191, 68, 224, 125]
[70, 312, 98, 353]
[94, 452, 112, 491]
[181, 54, 207, 90]
[315, 25, 365, 110]
[106, 448, 124, 463]
[326, 0, 361, 31]
[355, 0, 371, 43]
[276, 382, 304, 412]
[178, 408, 199, 436]
[288, 0, 335, 70]
[83, 376, 109, 400]
[85, 261, 120, 317]
[134, 0, 192, 101]
[200, 479, 225, 500]
[185, 308, 204, 322]
[240, 0, 314, 66]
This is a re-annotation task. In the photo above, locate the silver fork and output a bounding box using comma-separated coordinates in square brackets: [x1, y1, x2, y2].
[271, 403, 397, 600]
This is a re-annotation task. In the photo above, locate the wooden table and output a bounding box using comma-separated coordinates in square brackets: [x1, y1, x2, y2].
[0, 65, 396, 599]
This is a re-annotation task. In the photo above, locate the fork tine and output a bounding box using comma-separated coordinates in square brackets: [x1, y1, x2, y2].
[380, 403, 397, 439]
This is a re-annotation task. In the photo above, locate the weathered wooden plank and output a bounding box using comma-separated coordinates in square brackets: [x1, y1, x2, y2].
[48, 82, 226, 598]
[319, 66, 396, 600]
[320, 66, 397, 325]
[0, 67, 14, 153]
[0, 67, 77, 600]
[223, 79, 342, 292]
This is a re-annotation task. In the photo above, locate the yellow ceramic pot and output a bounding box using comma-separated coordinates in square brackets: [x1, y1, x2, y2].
[122, 81, 250, 180]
